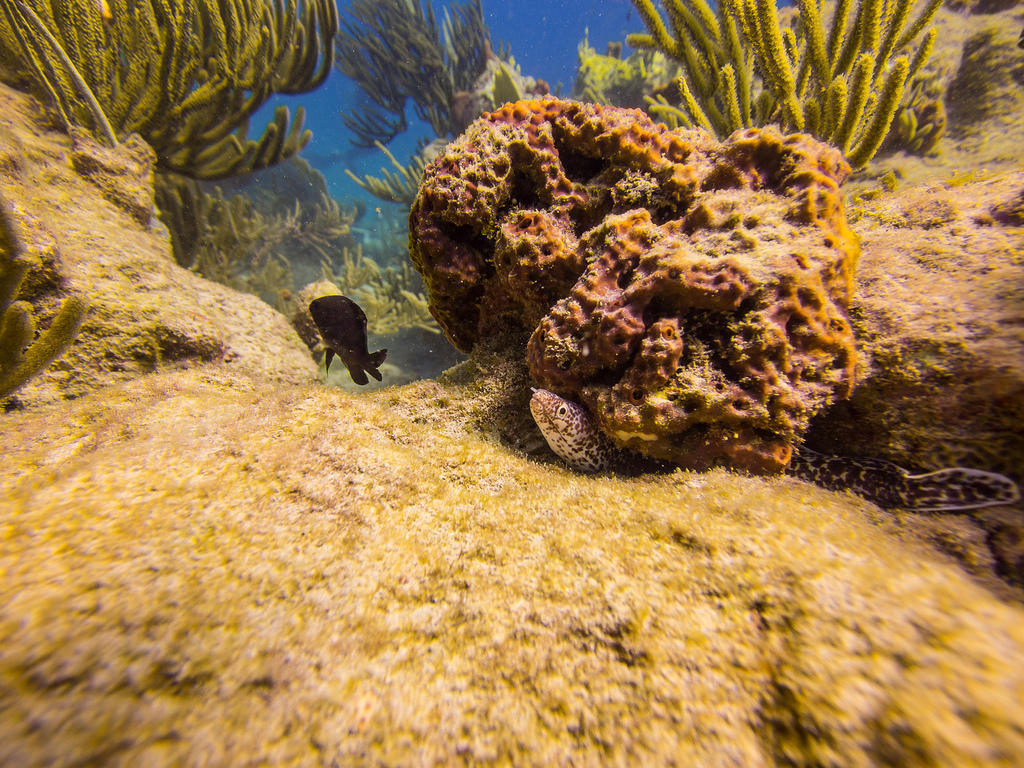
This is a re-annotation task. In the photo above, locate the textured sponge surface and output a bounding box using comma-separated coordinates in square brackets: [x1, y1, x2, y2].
[410, 99, 860, 472]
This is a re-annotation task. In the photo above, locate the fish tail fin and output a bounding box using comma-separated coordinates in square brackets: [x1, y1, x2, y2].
[347, 365, 369, 386]
[366, 348, 387, 381]
[904, 467, 1021, 511]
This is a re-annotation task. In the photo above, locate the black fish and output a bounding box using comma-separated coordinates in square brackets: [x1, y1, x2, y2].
[309, 295, 387, 385]
[1019, 24, 1024, 50]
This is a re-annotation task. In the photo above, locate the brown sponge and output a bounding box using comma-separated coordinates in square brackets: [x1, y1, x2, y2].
[410, 99, 860, 473]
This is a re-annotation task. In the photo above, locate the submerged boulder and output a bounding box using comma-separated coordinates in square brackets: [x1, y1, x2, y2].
[0, 82, 316, 409]
[410, 99, 860, 472]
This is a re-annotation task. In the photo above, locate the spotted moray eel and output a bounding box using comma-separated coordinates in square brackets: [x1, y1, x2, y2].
[530, 388, 1021, 512]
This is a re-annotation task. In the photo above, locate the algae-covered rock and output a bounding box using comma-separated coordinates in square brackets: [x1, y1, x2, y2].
[69, 129, 157, 227]
[0, 361, 1023, 766]
[946, 16, 1024, 142]
[809, 170, 1024, 587]
[814, 170, 1024, 487]
[0, 82, 316, 408]
[0, 196, 88, 400]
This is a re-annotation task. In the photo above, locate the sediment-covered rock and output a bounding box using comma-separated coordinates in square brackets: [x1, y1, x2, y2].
[0, 82, 317, 408]
[812, 170, 1024, 490]
[1, 362, 1023, 766]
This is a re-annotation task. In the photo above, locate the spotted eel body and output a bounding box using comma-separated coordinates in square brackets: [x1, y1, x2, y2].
[529, 389, 1021, 512]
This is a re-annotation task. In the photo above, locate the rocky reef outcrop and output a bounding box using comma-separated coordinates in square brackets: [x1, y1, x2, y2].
[0, 82, 317, 408]
[810, 171, 1024, 488]
[410, 99, 860, 472]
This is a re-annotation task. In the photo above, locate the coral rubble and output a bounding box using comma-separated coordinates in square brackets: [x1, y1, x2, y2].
[410, 98, 860, 472]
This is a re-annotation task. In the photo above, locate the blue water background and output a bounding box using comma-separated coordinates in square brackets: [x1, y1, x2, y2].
[255, 0, 639, 203]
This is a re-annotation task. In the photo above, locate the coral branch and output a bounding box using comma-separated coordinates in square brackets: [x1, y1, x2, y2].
[629, 0, 939, 166]
[0, 201, 87, 400]
[0, 0, 338, 179]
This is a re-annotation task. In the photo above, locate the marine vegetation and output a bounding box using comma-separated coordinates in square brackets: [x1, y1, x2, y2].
[628, 0, 941, 166]
[158, 170, 436, 336]
[410, 98, 859, 474]
[335, 0, 547, 203]
[155, 175, 359, 307]
[335, 0, 493, 147]
[345, 140, 440, 206]
[0, 199, 87, 401]
[890, 69, 946, 155]
[0, 0, 337, 179]
[574, 31, 679, 109]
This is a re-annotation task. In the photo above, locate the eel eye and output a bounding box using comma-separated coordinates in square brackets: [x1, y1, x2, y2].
[556, 405, 568, 417]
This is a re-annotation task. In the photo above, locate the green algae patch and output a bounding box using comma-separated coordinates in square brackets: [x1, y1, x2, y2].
[1, 364, 1023, 766]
